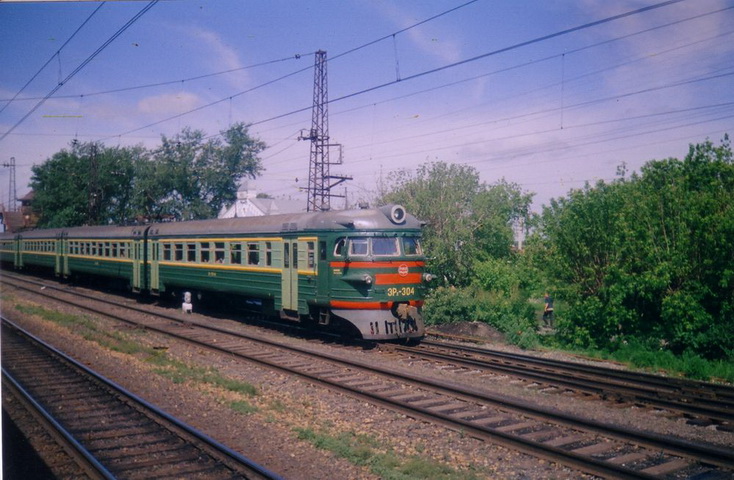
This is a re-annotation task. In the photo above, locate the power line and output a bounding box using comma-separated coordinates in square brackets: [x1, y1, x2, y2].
[0, 53, 312, 103]
[102, 0, 482, 140]
[0, 3, 105, 114]
[248, 0, 691, 129]
[0, 1, 159, 144]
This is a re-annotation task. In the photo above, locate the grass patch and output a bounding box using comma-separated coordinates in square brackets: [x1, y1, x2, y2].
[15, 303, 155, 356]
[295, 427, 480, 480]
[13, 300, 261, 398]
[149, 356, 258, 396]
[230, 400, 259, 415]
[15, 303, 97, 330]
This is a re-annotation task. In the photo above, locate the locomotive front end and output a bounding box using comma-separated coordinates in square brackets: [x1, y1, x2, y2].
[326, 205, 431, 341]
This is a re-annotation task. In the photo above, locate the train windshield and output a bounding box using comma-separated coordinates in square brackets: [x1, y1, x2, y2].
[403, 237, 423, 255]
[371, 237, 399, 256]
[335, 237, 402, 257]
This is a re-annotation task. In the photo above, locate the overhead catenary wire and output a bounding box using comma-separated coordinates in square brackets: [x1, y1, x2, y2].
[0, 1, 159, 143]
[0, 53, 313, 103]
[139, 0, 691, 137]
[0, 3, 105, 114]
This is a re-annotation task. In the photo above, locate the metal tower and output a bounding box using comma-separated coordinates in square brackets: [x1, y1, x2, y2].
[2, 157, 17, 211]
[300, 50, 351, 211]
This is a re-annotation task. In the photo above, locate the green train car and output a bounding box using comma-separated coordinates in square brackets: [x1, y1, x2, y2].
[0, 205, 430, 341]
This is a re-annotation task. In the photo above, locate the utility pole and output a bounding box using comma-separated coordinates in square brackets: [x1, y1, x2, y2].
[88, 143, 101, 224]
[2, 157, 17, 212]
[299, 50, 351, 211]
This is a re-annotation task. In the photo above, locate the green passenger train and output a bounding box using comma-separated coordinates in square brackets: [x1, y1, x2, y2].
[0, 205, 430, 341]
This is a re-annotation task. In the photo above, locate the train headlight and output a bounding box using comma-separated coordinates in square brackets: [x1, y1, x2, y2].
[423, 273, 434, 282]
[389, 205, 406, 224]
[362, 274, 373, 285]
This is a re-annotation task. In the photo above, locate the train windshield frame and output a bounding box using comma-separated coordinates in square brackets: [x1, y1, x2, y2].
[334, 236, 420, 258]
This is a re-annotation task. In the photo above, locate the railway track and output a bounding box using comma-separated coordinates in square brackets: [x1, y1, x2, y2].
[4, 273, 734, 479]
[1, 317, 282, 480]
[386, 340, 734, 429]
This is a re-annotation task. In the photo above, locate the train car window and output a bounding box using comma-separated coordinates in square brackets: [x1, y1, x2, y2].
[403, 237, 422, 255]
[307, 242, 315, 268]
[265, 242, 272, 266]
[187, 244, 196, 262]
[350, 238, 369, 256]
[163, 244, 171, 261]
[105, 242, 111, 257]
[200, 242, 211, 263]
[247, 243, 259, 265]
[230, 243, 242, 264]
[319, 241, 326, 261]
[334, 238, 346, 256]
[372, 237, 399, 256]
[293, 244, 298, 269]
[174, 243, 184, 261]
[284, 243, 290, 268]
[120, 244, 127, 258]
[215, 242, 225, 263]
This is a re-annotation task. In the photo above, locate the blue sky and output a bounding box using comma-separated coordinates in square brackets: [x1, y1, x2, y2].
[1, 0, 732, 212]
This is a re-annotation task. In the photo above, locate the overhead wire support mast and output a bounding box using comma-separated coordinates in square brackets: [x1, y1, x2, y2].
[300, 50, 351, 212]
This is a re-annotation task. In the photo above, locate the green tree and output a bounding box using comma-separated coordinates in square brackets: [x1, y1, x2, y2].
[380, 162, 531, 286]
[537, 136, 734, 359]
[30, 141, 140, 227]
[29, 123, 265, 226]
[136, 123, 265, 221]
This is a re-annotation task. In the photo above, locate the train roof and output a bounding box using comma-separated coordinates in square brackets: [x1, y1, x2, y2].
[1, 206, 423, 240]
[147, 205, 423, 238]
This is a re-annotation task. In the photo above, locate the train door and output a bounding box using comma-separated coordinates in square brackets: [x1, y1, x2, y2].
[14, 235, 22, 268]
[149, 239, 160, 293]
[132, 226, 150, 292]
[55, 233, 68, 277]
[132, 239, 143, 292]
[61, 233, 70, 277]
[281, 238, 299, 317]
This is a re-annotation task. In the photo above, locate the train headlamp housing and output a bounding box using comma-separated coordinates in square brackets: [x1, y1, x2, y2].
[423, 273, 434, 282]
[389, 205, 407, 224]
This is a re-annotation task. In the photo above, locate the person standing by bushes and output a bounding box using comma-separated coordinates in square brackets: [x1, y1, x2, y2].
[543, 292, 554, 328]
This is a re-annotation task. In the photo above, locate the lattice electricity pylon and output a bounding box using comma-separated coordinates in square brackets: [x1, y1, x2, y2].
[1, 157, 17, 212]
[299, 50, 351, 212]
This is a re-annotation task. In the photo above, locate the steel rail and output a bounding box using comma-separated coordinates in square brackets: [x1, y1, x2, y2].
[4, 274, 734, 478]
[395, 343, 734, 424]
[2, 370, 116, 480]
[1, 317, 283, 480]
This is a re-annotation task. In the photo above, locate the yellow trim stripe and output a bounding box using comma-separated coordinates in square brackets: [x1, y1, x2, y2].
[157, 237, 283, 243]
[68, 255, 133, 264]
[66, 239, 134, 243]
[157, 261, 281, 274]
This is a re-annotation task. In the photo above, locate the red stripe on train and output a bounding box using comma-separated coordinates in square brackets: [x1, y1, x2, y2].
[330, 300, 424, 309]
[374, 273, 422, 285]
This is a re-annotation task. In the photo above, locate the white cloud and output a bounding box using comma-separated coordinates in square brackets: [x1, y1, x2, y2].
[137, 92, 200, 115]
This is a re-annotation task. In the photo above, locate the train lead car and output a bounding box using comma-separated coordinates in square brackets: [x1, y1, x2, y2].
[1, 205, 431, 342]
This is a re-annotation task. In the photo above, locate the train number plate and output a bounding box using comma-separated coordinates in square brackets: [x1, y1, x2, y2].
[387, 287, 415, 297]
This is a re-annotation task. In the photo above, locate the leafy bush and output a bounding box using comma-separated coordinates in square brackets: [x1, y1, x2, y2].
[423, 286, 539, 349]
[535, 137, 734, 361]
